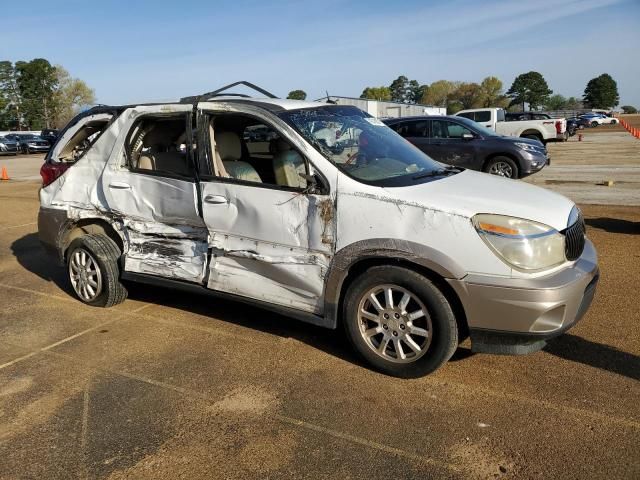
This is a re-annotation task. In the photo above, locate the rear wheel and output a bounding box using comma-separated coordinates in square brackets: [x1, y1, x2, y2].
[523, 134, 542, 143]
[484, 156, 519, 179]
[66, 234, 127, 307]
[343, 266, 458, 378]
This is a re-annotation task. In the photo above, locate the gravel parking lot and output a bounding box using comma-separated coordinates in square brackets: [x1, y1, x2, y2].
[0, 129, 639, 479]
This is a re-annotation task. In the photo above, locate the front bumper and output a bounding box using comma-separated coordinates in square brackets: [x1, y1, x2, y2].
[0, 145, 18, 154]
[520, 151, 549, 175]
[448, 239, 599, 354]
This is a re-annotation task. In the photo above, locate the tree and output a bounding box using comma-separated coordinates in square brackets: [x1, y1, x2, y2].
[544, 94, 568, 111]
[360, 86, 392, 101]
[389, 75, 409, 103]
[478, 76, 507, 107]
[506, 71, 552, 110]
[0, 61, 22, 129]
[421, 80, 458, 107]
[621, 105, 637, 114]
[387, 75, 425, 103]
[15, 58, 58, 129]
[453, 82, 483, 109]
[52, 66, 96, 128]
[286, 89, 307, 100]
[583, 73, 619, 109]
[565, 96, 582, 110]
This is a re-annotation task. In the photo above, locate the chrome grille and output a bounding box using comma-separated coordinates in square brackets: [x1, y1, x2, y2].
[563, 212, 585, 261]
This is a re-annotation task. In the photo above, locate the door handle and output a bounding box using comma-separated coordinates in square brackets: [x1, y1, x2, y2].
[109, 182, 131, 190]
[204, 194, 228, 205]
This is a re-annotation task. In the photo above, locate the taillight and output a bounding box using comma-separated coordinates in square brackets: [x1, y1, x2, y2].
[555, 121, 563, 134]
[40, 162, 70, 187]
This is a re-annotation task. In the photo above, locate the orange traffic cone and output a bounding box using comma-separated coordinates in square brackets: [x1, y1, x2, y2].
[0, 166, 9, 181]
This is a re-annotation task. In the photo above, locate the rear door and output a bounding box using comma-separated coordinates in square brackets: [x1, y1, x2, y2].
[100, 105, 209, 284]
[428, 119, 478, 168]
[391, 119, 431, 154]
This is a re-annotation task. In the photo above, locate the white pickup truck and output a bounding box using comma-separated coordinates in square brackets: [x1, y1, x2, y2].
[456, 108, 567, 144]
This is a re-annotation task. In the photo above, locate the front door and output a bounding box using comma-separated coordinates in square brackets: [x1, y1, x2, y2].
[100, 105, 209, 283]
[196, 102, 336, 314]
[427, 119, 477, 168]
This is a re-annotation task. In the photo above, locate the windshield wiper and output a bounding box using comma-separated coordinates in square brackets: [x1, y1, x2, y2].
[412, 166, 461, 180]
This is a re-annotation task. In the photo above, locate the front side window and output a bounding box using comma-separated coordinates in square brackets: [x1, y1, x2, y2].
[431, 120, 473, 139]
[207, 114, 309, 190]
[279, 106, 445, 186]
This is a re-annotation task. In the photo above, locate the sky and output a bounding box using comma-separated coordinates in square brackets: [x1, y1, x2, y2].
[2, 0, 639, 107]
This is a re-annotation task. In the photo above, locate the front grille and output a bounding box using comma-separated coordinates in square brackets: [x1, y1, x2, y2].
[563, 212, 586, 261]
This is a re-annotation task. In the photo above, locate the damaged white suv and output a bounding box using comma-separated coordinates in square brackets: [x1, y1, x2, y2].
[38, 82, 599, 377]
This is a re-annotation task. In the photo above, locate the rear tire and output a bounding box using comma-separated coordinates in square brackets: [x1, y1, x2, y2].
[484, 156, 519, 179]
[66, 234, 127, 307]
[523, 134, 542, 143]
[342, 266, 458, 378]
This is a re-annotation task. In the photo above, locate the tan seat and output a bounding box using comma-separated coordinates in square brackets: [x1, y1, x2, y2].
[213, 130, 262, 183]
[273, 139, 306, 188]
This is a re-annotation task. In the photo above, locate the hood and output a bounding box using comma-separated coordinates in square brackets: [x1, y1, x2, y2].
[497, 136, 545, 147]
[384, 170, 574, 231]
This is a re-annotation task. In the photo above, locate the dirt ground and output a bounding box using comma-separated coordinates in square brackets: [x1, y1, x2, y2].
[0, 178, 639, 479]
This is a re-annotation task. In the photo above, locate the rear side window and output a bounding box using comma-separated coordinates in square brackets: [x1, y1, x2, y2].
[126, 115, 194, 177]
[51, 114, 113, 164]
[393, 120, 428, 138]
[474, 111, 491, 123]
[431, 120, 473, 139]
[457, 112, 475, 121]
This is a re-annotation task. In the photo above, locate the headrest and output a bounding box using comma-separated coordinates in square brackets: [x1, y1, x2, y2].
[214, 131, 242, 161]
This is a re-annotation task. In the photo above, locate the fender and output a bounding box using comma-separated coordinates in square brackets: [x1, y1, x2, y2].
[322, 238, 466, 328]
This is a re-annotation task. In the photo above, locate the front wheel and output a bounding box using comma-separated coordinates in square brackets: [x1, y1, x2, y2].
[484, 156, 519, 179]
[66, 234, 127, 307]
[343, 266, 458, 378]
[22, 145, 29, 154]
[591, 121, 598, 127]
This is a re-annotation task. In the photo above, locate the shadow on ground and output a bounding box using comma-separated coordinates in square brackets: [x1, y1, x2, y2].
[545, 334, 640, 381]
[586, 217, 640, 235]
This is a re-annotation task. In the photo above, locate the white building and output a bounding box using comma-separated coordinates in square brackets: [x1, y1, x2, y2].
[315, 96, 446, 118]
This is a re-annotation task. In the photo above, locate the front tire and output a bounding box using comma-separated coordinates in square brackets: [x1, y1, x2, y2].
[484, 156, 519, 179]
[343, 266, 458, 378]
[66, 234, 127, 307]
[591, 121, 598, 127]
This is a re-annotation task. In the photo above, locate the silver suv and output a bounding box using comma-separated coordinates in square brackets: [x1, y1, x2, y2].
[38, 82, 599, 377]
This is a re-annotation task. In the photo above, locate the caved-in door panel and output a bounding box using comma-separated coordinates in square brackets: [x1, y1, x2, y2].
[104, 171, 208, 283]
[201, 181, 334, 313]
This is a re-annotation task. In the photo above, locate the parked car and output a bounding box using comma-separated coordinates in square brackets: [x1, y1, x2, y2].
[383, 115, 549, 179]
[565, 118, 579, 136]
[5, 133, 51, 154]
[0, 135, 19, 155]
[40, 128, 60, 145]
[38, 82, 598, 377]
[456, 108, 567, 143]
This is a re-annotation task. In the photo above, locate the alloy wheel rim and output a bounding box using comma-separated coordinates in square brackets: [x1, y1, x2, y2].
[357, 284, 432, 364]
[489, 161, 513, 177]
[69, 248, 103, 302]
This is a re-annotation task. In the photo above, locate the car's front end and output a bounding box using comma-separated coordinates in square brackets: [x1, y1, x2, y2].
[504, 137, 549, 176]
[447, 206, 598, 354]
[0, 137, 19, 155]
[20, 136, 51, 153]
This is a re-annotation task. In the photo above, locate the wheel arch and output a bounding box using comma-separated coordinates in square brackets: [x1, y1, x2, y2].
[519, 129, 543, 141]
[323, 239, 469, 340]
[482, 152, 521, 175]
[59, 217, 125, 262]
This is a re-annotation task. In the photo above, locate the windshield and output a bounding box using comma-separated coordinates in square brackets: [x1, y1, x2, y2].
[455, 116, 500, 137]
[279, 105, 445, 185]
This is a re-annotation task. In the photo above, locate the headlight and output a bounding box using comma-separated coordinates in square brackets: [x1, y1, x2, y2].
[473, 214, 565, 271]
[514, 142, 541, 152]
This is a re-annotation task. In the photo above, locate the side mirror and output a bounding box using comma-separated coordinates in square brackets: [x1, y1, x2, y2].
[462, 133, 475, 140]
[299, 172, 328, 195]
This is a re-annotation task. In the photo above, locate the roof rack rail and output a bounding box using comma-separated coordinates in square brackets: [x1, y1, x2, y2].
[180, 81, 278, 103]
